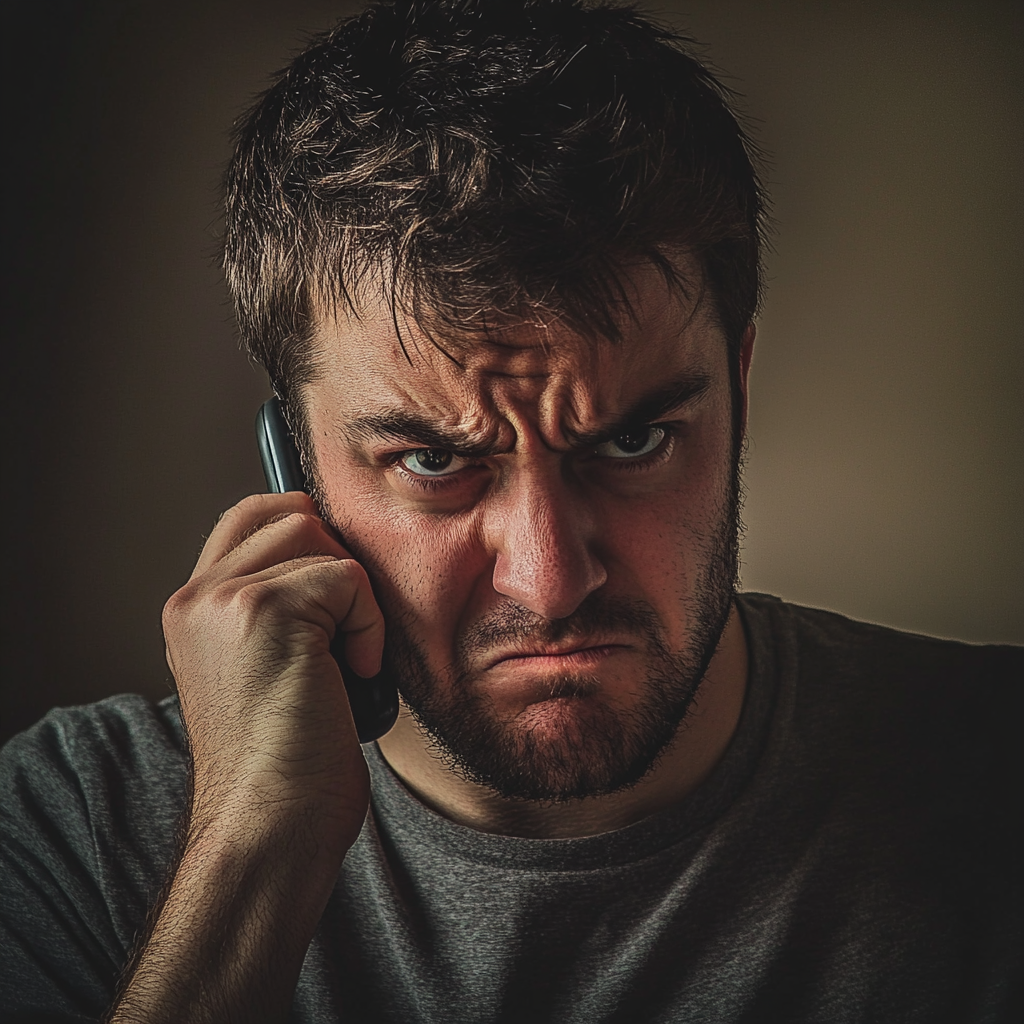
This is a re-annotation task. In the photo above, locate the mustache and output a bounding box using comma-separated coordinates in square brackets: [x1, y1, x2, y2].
[456, 593, 670, 663]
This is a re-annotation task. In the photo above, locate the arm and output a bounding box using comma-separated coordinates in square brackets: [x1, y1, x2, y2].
[108, 492, 383, 1024]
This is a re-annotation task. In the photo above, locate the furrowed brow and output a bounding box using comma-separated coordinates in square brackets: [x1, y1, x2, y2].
[343, 412, 505, 458]
[566, 373, 714, 447]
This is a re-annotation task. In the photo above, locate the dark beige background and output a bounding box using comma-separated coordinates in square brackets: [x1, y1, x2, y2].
[4, 0, 1021, 745]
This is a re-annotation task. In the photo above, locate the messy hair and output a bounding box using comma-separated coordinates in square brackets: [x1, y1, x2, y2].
[223, 0, 768, 415]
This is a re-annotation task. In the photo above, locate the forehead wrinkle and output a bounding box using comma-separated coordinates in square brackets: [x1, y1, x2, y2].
[459, 343, 629, 453]
[341, 372, 514, 453]
[530, 340, 716, 451]
[321, 266, 718, 456]
[470, 359, 601, 452]
[531, 348, 611, 448]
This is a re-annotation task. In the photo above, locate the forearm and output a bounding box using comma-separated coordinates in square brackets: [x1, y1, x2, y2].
[108, 810, 348, 1024]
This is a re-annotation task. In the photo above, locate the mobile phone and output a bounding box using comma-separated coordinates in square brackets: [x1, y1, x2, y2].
[256, 397, 400, 743]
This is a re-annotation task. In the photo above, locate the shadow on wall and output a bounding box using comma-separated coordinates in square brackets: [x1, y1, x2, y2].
[3, 0, 1021, 745]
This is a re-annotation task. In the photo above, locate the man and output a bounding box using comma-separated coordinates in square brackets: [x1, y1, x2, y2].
[1, 1, 1019, 1021]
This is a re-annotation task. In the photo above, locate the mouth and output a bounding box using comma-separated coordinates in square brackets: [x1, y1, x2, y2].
[486, 642, 631, 673]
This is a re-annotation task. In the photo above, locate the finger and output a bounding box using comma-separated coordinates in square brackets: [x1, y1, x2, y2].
[238, 558, 386, 677]
[294, 559, 386, 679]
[193, 493, 331, 579]
[199, 512, 351, 585]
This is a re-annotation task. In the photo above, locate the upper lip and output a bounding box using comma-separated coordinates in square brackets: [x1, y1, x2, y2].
[485, 640, 627, 671]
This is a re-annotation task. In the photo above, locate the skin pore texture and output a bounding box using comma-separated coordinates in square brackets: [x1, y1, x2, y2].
[304, 265, 755, 839]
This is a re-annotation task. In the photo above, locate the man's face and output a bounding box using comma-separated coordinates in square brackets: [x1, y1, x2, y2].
[305, 267, 744, 801]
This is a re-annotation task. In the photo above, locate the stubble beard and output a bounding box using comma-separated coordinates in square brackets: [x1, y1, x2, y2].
[383, 468, 742, 804]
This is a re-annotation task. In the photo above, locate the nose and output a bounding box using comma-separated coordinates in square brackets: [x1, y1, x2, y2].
[484, 464, 607, 620]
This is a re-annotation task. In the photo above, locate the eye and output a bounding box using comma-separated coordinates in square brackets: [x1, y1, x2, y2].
[594, 425, 666, 459]
[399, 448, 467, 477]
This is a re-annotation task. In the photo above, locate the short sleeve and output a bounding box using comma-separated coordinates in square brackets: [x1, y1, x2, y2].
[0, 695, 187, 1023]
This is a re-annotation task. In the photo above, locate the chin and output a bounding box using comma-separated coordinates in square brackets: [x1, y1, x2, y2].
[416, 679, 682, 803]
[508, 691, 614, 744]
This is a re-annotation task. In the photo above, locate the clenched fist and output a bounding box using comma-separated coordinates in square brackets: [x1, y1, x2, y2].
[162, 490, 384, 855]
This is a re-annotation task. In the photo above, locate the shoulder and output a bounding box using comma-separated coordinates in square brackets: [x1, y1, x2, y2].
[2, 690, 187, 755]
[0, 692, 188, 909]
[727, 603, 1022, 1013]
[1, 692, 187, 817]
[0, 694, 189, 1017]
[738, 591, 1022, 708]
[738, 591, 1022, 821]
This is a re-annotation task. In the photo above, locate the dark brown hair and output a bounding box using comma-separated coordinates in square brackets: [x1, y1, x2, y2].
[223, 0, 768, 416]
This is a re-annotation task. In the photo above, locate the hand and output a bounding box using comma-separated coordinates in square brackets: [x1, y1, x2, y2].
[109, 493, 384, 1022]
[162, 491, 384, 856]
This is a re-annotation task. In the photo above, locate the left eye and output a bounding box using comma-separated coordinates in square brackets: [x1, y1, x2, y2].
[400, 449, 468, 477]
[594, 425, 666, 459]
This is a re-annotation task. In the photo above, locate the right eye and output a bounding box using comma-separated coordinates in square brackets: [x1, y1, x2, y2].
[399, 449, 468, 477]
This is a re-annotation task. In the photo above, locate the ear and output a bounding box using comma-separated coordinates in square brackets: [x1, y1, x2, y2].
[737, 322, 756, 440]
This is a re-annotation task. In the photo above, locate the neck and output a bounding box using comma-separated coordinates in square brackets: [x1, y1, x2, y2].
[376, 602, 748, 839]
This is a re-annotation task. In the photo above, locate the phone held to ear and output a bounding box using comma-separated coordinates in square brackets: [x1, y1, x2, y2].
[256, 398, 400, 743]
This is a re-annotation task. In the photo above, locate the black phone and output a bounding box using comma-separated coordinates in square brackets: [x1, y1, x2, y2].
[256, 397, 400, 743]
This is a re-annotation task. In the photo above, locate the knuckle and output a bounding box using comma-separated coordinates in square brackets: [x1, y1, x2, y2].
[306, 553, 355, 582]
[217, 494, 315, 539]
[160, 600, 179, 636]
[247, 510, 320, 546]
[162, 581, 198, 627]
[324, 558, 373, 609]
[334, 557, 368, 586]
[282, 510, 320, 530]
[291, 512, 331, 546]
[231, 579, 281, 623]
[215, 495, 262, 529]
[236, 492, 281, 515]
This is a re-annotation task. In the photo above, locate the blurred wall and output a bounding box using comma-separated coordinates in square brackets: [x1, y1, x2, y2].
[3, 0, 1021, 745]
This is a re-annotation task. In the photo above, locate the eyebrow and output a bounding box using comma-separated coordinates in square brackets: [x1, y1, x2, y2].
[564, 372, 714, 447]
[343, 412, 507, 458]
[343, 371, 713, 455]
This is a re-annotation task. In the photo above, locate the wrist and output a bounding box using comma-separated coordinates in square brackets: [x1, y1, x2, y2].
[186, 785, 365, 878]
[187, 744, 371, 859]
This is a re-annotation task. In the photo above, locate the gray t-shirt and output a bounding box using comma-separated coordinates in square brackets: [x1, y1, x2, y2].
[1, 594, 1020, 1023]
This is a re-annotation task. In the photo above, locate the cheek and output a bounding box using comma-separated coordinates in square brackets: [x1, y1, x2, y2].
[598, 421, 735, 602]
[312, 437, 484, 629]
[339, 497, 490, 642]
